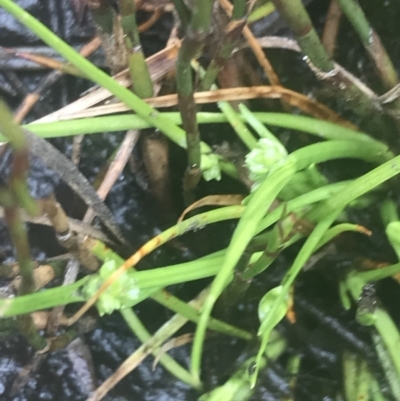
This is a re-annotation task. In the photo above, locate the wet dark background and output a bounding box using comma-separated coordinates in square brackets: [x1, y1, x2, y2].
[1, 0, 400, 400]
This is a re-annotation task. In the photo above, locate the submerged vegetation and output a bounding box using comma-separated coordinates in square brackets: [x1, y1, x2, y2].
[1, 0, 400, 399]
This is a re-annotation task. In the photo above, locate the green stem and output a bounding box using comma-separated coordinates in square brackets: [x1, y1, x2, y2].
[89, 0, 114, 34]
[292, 139, 392, 169]
[251, 207, 342, 387]
[24, 112, 390, 153]
[90, 288, 212, 398]
[307, 153, 400, 221]
[271, 0, 333, 72]
[336, 0, 398, 91]
[191, 158, 296, 383]
[0, 101, 39, 215]
[0, 102, 45, 350]
[357, 263, 400, 282]
[120, 308, 199, 387]
[200, 0, 247, 91]
[171, 0, 191, 32]
[373, 309, 400, 384]
[119, 0, 153, 98]
[176, 0, 214, 194]
[194, 63, 258, 150]
[0, 277, 88, 317]
[0, 0, 189, 161]
[380, 198, 400, 227]
[270, 0, 390, 130]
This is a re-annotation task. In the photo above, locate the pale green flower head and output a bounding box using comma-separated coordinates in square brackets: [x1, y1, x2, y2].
[245, 138, 288, 190]
[83, 258, 139, 316]
[202, 152, 221, 181]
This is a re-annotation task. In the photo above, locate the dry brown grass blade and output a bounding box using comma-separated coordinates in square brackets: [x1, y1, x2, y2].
[7, 37, 101, 75]
[11, 264, 55, 292]
[83, 130, 139, 224]
[0, 207, 111, 242]
[13, 37, 102, 124]
[322, 0, 342, 57]
[86, 289, 210, 401]
[22, 211, 112, 243]
[3, 48, 85, 76]
[178, 194, 244, 223]
[218, 0, 281, 86]
[71, 134, 84, 165]
[250, 36, 379, 106]
[34, 43, 180, 123]
[40, 194, 100, 271]
[64, 85, 356, 128]
[139, 2, 174, 13]
[138, 8, 164, 32]
[152, 333, 193, 370]
[13, 93, 40, 124]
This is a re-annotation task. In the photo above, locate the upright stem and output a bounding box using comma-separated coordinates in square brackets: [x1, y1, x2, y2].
[0, 101, 45, 350]
[171, 0, 191, 32]
[271, 0, 390, 131]
[271, 0, 334, 71]
[88, 0, 114, 34]
[322, 0, 342, 57]
[1, 193, 45, 350]
[200, 0, 247, 91]
[176, 0, 214, 198]
[0, 101, 39, 216]
[119, 0, 153, 98]
[336, 0, 398, 91]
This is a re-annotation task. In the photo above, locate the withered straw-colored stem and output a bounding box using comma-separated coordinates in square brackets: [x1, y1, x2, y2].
[87, 287, 212, 401]
[322, 0, 342, 57]
[41, 194, 99, 271]
[219, 0, 281, 86]
[200, 0, 247, 91]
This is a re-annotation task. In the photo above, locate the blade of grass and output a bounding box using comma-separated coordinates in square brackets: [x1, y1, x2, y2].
[67, 205, 245, 325]
[250, 207, 342, 387]
[0, 0, 221, 181]
[176, 0, 214, 195]
[120, 307, 199, 387]
[23, 111, 388, 152]
[190, 158, 296, 383]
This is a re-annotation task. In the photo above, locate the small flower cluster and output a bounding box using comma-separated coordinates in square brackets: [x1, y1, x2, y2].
[83, 259, 139, 315]
[245, 138, 288, 190]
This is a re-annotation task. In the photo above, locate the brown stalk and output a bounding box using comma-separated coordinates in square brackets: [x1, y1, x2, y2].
[83, 129, 139, 224]
[67, 85, 357, 128]
[219, 0, 281, 86]
[152, 333, 193, 369]
[40, 194, 99, 271]
[11, 264, 55, 291]
[139, 2, 174, 13]
[35, 43, 180, 123]
[0, 191, 47, 351]
[322, 0, 342, 57]
[137, 8, 163, 32]
[4, 49, 85, 76]
[178, 194, 244, 223]
[86, 288, 212, 401]
[0, 207, 113, 243]
[13, 36, 102, 123]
